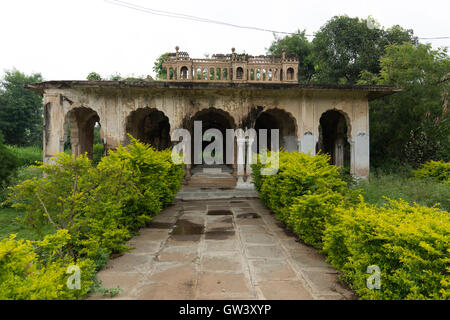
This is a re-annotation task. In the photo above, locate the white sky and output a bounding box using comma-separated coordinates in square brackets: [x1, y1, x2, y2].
[0, 0, 449, 80]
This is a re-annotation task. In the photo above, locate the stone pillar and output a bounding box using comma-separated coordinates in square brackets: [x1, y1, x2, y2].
[352, 132, 369, 179]
[232, 140, 237, 177]
[334, 137, 345, 168]
[42, 94, 65, 164]
[236, 137, 245, 185]
[246, 136, 254, 183]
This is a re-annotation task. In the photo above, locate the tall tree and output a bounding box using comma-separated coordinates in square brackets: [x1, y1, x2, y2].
[86, 72, 102, 80]
[0, 130, 19, 187]
[360, 43, 450, 165]
[267, 30, 315, 83]
[153, 53, 169, 80]
[312, 15, 417, 84]
[0, 69, 43, 146]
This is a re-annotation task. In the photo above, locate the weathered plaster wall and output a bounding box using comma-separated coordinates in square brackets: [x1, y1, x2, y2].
[42, 86, 371, 178]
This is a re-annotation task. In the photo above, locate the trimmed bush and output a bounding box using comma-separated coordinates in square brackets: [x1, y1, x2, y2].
[323, 198, 450, 300]
[0, 230, 95, 300]
[414, 160, 450, 183]
[251, 151, 358, 249]
[7, 137, 184, 271]
[252, 151, 449, 300]
[287, 189, 345, 249]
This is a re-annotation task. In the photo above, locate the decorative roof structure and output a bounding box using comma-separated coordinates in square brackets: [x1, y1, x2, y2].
[161, 47, 299, 83]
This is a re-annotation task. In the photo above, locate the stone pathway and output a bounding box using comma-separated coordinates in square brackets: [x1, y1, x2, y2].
[90, 198, 356, 300]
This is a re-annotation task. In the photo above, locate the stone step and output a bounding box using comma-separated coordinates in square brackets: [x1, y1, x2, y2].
[186, 173, 237, 189]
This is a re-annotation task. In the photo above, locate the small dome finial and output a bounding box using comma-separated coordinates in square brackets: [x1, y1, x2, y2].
[231, 47, 235, 53]
[175, 46, 179, 52]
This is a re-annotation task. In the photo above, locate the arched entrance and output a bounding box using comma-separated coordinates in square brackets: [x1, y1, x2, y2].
[255, 108, 297, 152]
[64, 107, 102, 160]
[317, 110, 350, 168]
[188, 108, 236, 166]
[125, 108, 171, 150]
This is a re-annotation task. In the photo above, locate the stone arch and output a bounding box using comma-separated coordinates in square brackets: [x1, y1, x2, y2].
[287, 67, 295, 80]
[188, 107, 236, 166]
[317, 109, 351, 168]
[180, 66, 189, 79]
[125, 107, 171, 150]
[254, 107, 298, 152]
[236, 67, 244, 80]
[63, 106, 102, 159]
[317, 108, 353, 141]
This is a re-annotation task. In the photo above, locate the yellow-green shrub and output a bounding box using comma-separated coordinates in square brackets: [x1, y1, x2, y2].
[287, 190, 345, 249]
[414, 160, 450, 183]
[323, 198, 450, 300]
[7, 137, 184, 267]
[252, 151, 358, 249]
[0, 230, 95, 300]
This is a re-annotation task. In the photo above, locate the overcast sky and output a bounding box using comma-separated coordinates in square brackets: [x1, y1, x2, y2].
[0, 0, 449, 80]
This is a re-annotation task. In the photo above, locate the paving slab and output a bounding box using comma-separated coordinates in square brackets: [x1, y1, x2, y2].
[157, 246, 199, 263]
[197, 272, 253, 298]
[250, 260, 298, 281]
[246, 245, 286, 259]
[90, 198, 355, 300]
[103, 253, 155, 273]
[242, 233, 276, 245]
[257, 280, 313, 300]
[201, 254, 244, 272]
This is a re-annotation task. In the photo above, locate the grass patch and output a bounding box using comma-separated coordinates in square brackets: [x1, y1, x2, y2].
[0, 207, 54, 241]
[5, 145, 42, 166]
[356, 171, 450, 211]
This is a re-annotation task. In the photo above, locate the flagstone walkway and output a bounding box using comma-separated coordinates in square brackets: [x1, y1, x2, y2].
[89, 198, 356, 300]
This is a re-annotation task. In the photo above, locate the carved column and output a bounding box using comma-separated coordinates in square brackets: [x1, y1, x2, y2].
[236, 137, 245, 184]
[246, 136, 254, 183]
[334, 137, 345, 168]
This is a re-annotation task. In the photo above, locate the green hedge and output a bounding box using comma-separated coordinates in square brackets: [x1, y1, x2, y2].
[324, 198, 449, 300]
[252, 151, 449, 300]
[0, 231, 95, 300]
[3, 137, 184, 299]
[251, 151, 358, 249]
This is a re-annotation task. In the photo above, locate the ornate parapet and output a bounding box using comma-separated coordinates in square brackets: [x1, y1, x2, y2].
[162, 47, 298, 83]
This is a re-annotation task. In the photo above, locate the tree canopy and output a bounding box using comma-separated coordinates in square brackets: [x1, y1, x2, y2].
[153, 53, 169, 80]
[267, 30, 315, 83]
[0, 69, 43, 146]
[359, 43, 450, 165]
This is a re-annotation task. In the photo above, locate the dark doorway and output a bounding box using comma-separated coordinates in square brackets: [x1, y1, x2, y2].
[317, 110, 350, 167]
[126, 108, 171, 150]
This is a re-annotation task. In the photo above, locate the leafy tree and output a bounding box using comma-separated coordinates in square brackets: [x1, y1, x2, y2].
[86, 72, 102, 81]
[267, 30, 315, 83]
[312, 15, 416, 84]
[0, 69, 43, 146]
[360, 43, 450, 166]
[153, 53, 169, 80]
[108, 73, 123, 81]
